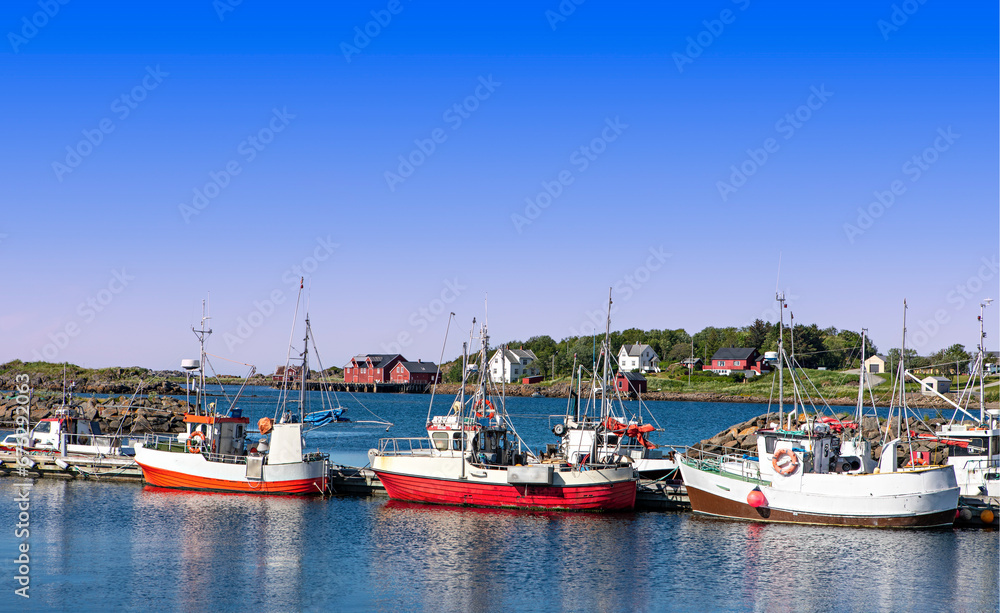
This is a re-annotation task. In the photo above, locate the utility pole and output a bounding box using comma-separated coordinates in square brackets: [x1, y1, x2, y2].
[551, 353, 555, 381]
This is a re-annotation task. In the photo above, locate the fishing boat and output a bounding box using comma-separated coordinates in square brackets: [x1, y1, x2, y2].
[0, 407, 134, 457]
[0, 379, 135, 457]
[369, 315, 638, 511]
[134, 289, 329, 495]
[916, 299, 999, 496]
[550, 289, 678, 479]
[678, 295, 959, 528]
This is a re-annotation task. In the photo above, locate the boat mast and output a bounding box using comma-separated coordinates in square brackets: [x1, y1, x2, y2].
[601, 287, 613, 421]
[192, 299, 212, 416]
[978, 299, 993, 423]
[855, 328, 868, 428]
[300, 314, 310, 422]
[776, 291, 785, 429]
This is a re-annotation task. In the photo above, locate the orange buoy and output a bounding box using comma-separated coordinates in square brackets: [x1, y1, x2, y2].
[981, 509, 995, 524]
[747, 490, 767, 508]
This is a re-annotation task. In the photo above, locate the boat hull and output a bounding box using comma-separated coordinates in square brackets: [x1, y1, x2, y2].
[134, 445, 326, 496]
[373, 455, 636, 511]
[679, 461, 959, 528]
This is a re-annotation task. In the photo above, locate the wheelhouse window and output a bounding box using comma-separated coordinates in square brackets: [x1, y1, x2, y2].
[452, 433, 464, 451]
[431, 432, 449, 451]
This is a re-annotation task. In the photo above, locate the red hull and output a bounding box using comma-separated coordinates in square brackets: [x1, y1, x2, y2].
[137, 462, 326, 496]
[374, 470, 636, 511]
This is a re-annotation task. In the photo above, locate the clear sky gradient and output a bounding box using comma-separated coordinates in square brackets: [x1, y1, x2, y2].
[1, 1, 997, 372]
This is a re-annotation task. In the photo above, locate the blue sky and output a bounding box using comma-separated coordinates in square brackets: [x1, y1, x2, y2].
[1, 1, 997, 372]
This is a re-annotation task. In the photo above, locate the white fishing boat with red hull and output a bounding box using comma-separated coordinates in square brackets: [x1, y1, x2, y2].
[371, 316, 637, 511]
[134, 290, 328, 496]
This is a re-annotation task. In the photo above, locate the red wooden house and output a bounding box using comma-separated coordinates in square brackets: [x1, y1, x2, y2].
[272, 365, 302, 383]
[344, 354, 406, 384]
[704, 348, 771, 376]
[389, 360, 442, 385]
[615, 371, 647, 395]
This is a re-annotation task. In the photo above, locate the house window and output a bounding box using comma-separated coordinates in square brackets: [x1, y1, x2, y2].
[718, 361, 725, 367]
[361, 368, 367, 374]
[734, 361, 740, 367]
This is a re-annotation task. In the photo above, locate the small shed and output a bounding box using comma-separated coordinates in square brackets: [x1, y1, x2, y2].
[521, 375, 543, 384]
[921, 376, 951, 396]
[615, 371, 647, 395]
[864, 354, 888, 374]
[680, 357, 703, 371]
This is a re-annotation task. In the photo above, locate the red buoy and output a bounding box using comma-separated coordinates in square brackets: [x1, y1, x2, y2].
[747, 490, 767, 508]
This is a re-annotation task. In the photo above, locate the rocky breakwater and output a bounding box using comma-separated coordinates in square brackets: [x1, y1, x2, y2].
[688, 413, 962, 466]
[0, 394, 191, 435]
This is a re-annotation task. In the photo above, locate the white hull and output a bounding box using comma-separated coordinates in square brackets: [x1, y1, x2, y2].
[679, 459, 959, 527]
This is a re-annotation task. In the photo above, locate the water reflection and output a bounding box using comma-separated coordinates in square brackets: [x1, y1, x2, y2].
[370, 501, 648, 612]
[1, 476, 997, 612]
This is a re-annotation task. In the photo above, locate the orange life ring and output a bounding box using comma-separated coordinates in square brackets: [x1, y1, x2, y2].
[772, 448, 799, 476]
[187, 431, 205, 454]
[474, 399, 495, 419]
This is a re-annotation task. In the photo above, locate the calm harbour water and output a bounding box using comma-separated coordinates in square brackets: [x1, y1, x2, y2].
[3, 390, 998, 612]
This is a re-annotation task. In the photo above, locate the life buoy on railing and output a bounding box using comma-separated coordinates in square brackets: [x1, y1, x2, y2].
[772, 448, 799, 476]
[187, 431, 205, 454]
[474, 399, 495, 419]
[552, 423, 567, 437]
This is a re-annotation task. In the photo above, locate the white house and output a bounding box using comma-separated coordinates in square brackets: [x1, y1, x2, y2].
[488, 347, 539, 383]
[617, 344, 660, 373]
[864, 354, 888, 374]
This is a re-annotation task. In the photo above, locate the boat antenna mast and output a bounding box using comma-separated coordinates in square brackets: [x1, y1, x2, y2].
[978, 299, 993, 423]
[601, 287, 613, 422]
[192, 298, 212, 416]
[776, 290, 785, 429]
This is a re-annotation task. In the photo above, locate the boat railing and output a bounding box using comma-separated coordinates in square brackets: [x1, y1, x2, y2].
[683, 447, 764, 483]
[955, 457, 1000, 472]
[61, 432, 130, 449]
[376, 437, 437, 456]
[137, 433, 189, 454]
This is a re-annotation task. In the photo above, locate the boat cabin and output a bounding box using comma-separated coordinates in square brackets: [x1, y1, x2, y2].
[757, 421, 873, 479]
[181, 410, 251, 457]
[937, 421, 1000, 495]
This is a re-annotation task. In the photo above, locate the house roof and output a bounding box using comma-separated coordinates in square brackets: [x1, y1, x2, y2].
[350, 354, 405, 368]
[617, 371, 647, 382]
[399, 361, 438, 374]
[490, 348, 538, 364]
[710, 347, 757, 361]
[922, 376, 951, 382]
[619, 343, 658, 358]
[866, 354, 887, 362]
[681, 357, 703, 364]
